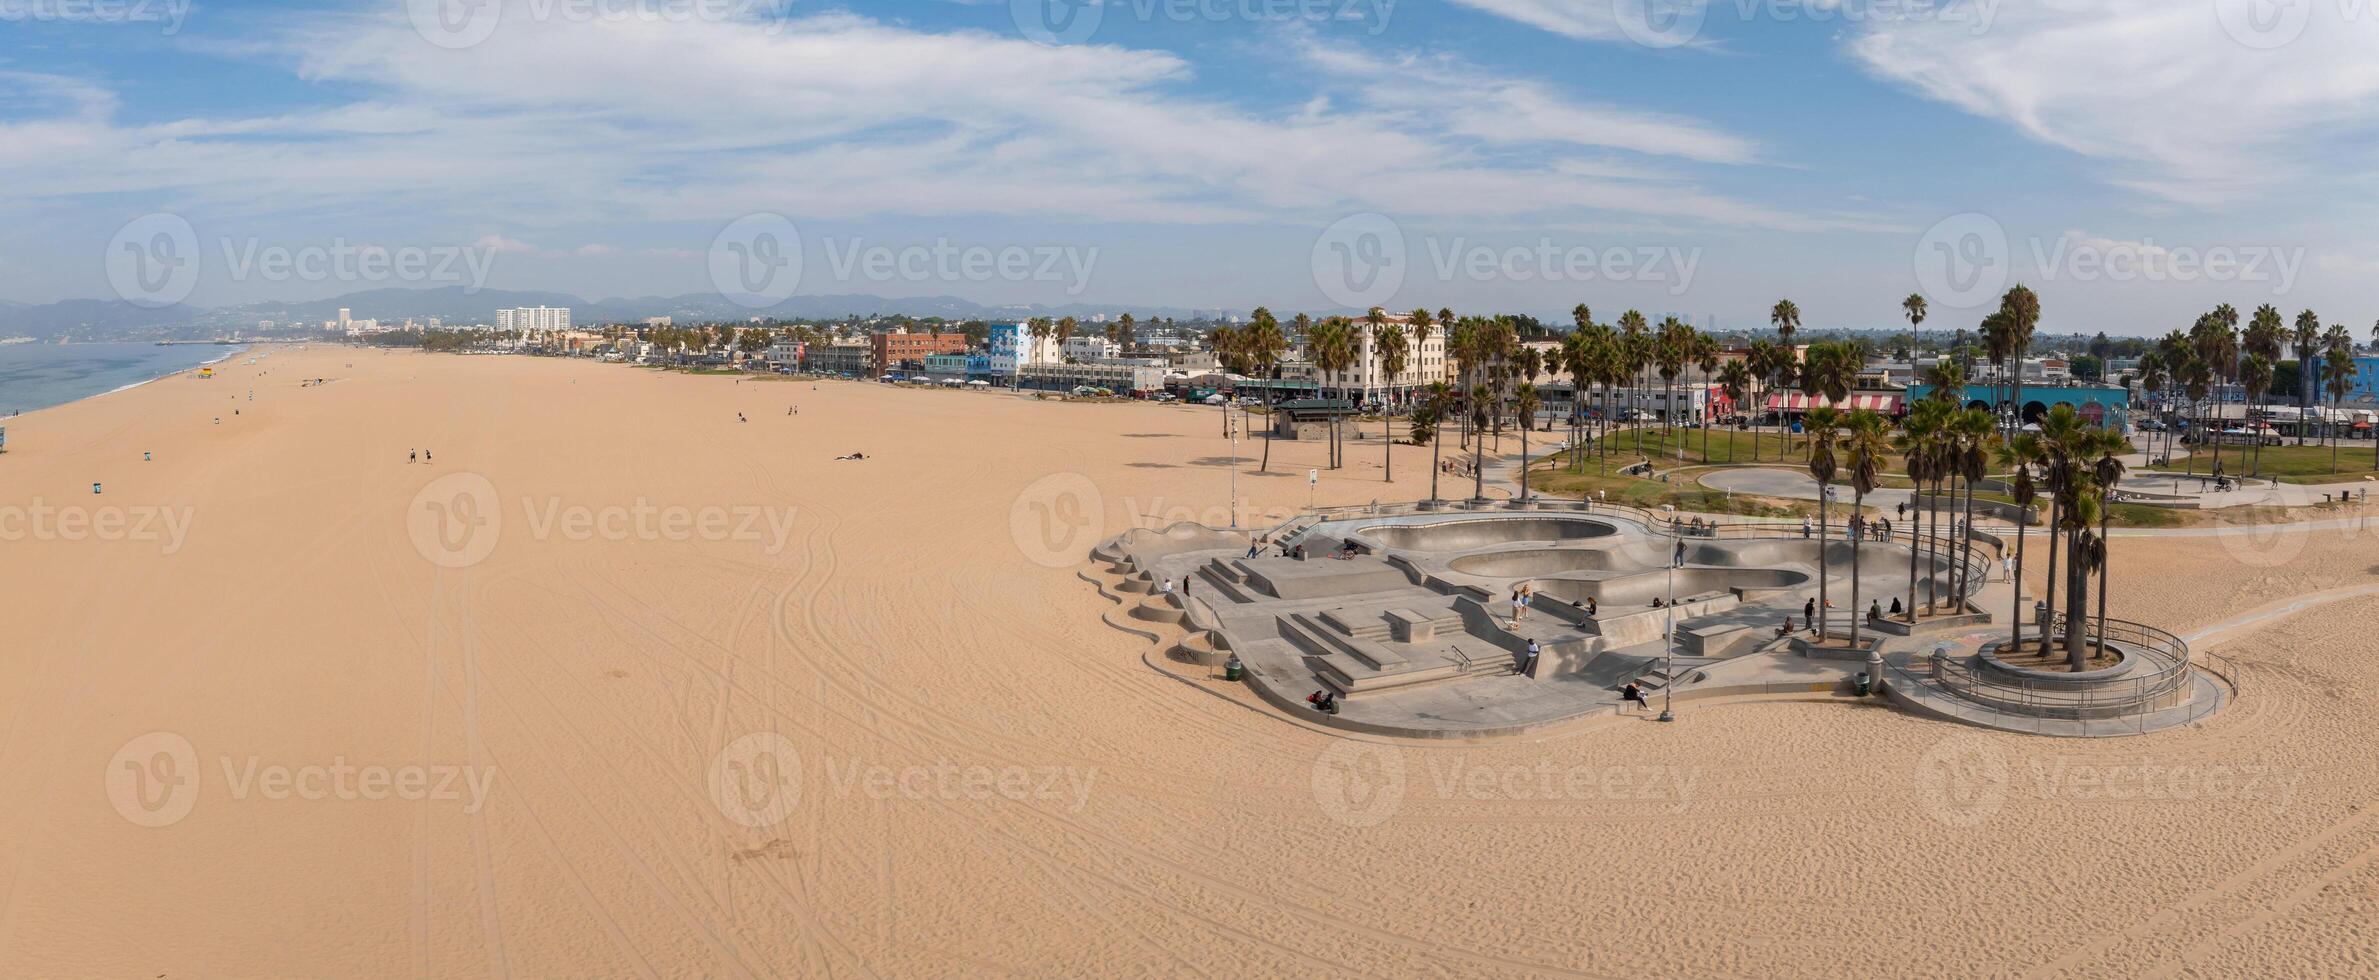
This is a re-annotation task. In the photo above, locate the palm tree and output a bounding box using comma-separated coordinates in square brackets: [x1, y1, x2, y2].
[2243, 304, 2286, 474]
[1771, 299, 1801, 451]
[1422, 381, 1453, 506]
[1745, 340, 1779, 461]
[1841, 410, 1892, 645]
[2293, 310, 2322, 445]
[1949, 407, 1996, 607]
[1902, 293, 1928, 336]
[2091, 445, 2128, 657]
[1618, 310, 1650, 453]
[1656, 316, 1693, 451]
[1717, 360, 1752, 463]
[1243, 308, 1288, 473]
[1695, 333, 1721, 463]
[2325, 323, 2356, 474]
[1897, 399, 1946, 622]
[1999, 285, 2040, 436]
[2032, 405, 2089, 662]
[1470, 383, 1493, 502]
[1310, 318, 1355, 469]
[1998, 437, 2041, 650]
[1804, 405, 1845, 641]
[1516, 383, 1541, 502]
[1376, 323, 1409, 483]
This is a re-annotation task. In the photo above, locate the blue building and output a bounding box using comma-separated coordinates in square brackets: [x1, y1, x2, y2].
[1904, 383, 2132, 429]
[2300, 354, 2379, 411]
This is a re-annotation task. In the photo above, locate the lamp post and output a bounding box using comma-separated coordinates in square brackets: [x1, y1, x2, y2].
[1660, 517, 1679, 723]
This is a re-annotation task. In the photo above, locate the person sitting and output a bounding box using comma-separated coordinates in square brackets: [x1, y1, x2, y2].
[1868, 600, 1882, 622]
[835, 451, 867, 461]
[1776, 615, 1794, 638]
[1651, 597, 1664, 608]
[1890, 597, 1904, 615]
[1586, 597, 1598, 618]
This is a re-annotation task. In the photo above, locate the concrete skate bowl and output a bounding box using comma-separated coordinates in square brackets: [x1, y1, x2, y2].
[1355, 516, 1618, 553]
[1448, 548, 1623, 578]
[1108, 522, 1244, 573]
[1532, 567, 1811, 607]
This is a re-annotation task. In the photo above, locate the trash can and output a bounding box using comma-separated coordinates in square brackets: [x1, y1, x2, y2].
[1855, 672, 1873, 697]
[1223, 656, 1243, 682]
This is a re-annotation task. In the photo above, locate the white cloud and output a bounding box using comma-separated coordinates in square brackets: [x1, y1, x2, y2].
[1846, 0, 2379, 205]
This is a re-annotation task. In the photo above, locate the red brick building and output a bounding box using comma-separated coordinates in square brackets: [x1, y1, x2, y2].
[870, 331, 969, 377]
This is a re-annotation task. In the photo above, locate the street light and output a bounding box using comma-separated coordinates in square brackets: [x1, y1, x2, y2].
[1660, 517, 1680, 723]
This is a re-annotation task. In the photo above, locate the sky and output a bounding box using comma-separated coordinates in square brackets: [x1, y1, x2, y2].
[3, 0, 2377, 335]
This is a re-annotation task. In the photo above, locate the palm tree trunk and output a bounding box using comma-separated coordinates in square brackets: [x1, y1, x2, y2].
[1383, 404, 1394, 484]
[1959, 474, 1979, 611]
[2039, 491, 2062, 656]
[1429, 430, 1441, 506]
[1849, 492, 1865, 646]
[1816, 489, 1831, 642]
[1259, 382, 1276, 473]
[1520, 426, 1531, 502]
[2010, 515, 2028, 650]
[1906, 491, 1922, 624]
[2096, 509, 2112, 659]
[2065, 525, 2090, 670]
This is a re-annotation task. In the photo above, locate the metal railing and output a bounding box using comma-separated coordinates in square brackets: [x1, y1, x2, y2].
[1925, 612, 2195, 722]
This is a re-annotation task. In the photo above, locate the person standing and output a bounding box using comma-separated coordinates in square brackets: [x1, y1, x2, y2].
[1521, 639, 1541, 677]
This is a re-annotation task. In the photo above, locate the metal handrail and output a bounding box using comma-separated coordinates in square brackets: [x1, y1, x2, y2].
[1927, 612, 2194, 717]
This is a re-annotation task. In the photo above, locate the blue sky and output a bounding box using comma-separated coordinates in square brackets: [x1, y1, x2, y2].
[5, 0, 2377, 336]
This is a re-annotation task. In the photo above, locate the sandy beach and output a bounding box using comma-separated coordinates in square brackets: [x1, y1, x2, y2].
[4, 347, 2375, 977]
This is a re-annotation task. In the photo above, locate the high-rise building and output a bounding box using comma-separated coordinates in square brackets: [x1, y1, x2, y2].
[496, 307, 572, 335]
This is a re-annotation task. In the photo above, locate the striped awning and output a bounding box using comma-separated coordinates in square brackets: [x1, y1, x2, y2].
[1764, 392, 1904, 413]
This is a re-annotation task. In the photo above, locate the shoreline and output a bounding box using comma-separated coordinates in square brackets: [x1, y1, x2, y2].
[1, 343, 253, 424]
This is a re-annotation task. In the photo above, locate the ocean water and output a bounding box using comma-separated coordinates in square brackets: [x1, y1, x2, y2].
[0, 343, 250, 417]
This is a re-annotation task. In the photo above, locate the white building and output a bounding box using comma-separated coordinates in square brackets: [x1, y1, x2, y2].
[1289, 313, 1448, 406]
[496, 306, 572, 335]
[1061, 336, 1121, 361]
[987, 322, 1058, 380]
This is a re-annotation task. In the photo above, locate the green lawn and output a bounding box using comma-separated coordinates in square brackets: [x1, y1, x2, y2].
[2145, 443, 2379, 485]
[1524, 450, 1840, 519]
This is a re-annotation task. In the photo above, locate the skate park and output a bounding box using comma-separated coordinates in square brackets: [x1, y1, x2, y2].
[1090, 505, 2232, 739]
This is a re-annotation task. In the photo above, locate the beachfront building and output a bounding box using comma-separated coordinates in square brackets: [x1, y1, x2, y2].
[1281, 313, 1447, 409]
[1061, 336, 1121, 361]
[809, 341, 872, 377]
[1016, 357, 1167, 394]
[1557, 382, 1724, 423]
[921, 352, 994, 384]
[764, 339, 805, 371]
[987, 322, 1059, 384]
[1906, 382, 2130, 429]
[870, 329, 968, 377]
[496, 306, 572, 337]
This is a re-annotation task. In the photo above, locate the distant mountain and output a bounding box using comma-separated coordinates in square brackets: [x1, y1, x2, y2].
[0, 286, 1242, 340]
[0, 299, 206, 341]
